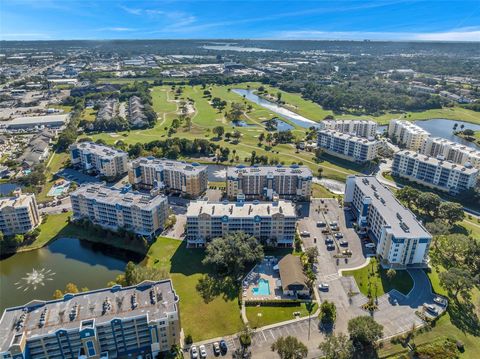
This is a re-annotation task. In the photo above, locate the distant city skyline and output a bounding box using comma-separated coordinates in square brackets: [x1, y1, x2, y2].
[1, 0, 480, 41]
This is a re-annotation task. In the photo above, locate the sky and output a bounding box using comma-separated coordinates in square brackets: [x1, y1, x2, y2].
[1, 0, 480, 41]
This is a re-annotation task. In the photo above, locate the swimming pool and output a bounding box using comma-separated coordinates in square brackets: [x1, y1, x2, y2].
[252, 278, 270, 296]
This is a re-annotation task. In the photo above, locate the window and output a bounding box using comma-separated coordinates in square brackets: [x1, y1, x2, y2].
[86, 341, 96, 357]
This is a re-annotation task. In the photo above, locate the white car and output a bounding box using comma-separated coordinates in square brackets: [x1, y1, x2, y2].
[365, 243, 376, 249]
[199, 345, 207, 358]
[300, 230, 310, 237]
[318, 283, 329, 291]
[191, 346, 198, 359]
[212, 342, 220, 355]
[423, 304, 438, 315]
[334, 232, 343, 239]
[433, 296, 447, 306]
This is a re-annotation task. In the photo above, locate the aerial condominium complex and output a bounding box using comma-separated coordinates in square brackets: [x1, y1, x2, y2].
[319, 119, 378, 138]
[186, 200, 296, 247]
[129, 157, 208, 198]
[70, 184, 168, 238]
[70, 142, 129, 178]
[0, 280, 180, 359]
[226, 165, 312, 201]
[387, 120, 430, 151]
[317, 129, 379, 162]
[0, 191, 40, 236]
[392, 150, 479, 194]
[420, 137, 480, 168]
[344, 176, 432, 268]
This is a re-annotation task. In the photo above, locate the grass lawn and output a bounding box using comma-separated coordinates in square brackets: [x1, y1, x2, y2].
[81, 108, 97, 121]
[457, 219, 480, 238]
[21, 212, 71, 250]
[311, 183, 336, 198]
[36, 151, 70, 203]
[246, 303, 318, 328]
[342, 258, 414, 296]
[146, 237, 243, 341]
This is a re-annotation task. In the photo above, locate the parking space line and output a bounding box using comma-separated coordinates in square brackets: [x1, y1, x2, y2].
[269, 330, 275, 340]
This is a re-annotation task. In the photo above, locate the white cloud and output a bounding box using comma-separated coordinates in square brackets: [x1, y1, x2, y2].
[99, 27, 136, 32]
[0, 32, 52, 40]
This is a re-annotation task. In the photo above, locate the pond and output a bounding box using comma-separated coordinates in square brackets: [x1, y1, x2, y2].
[232, 89, 319, 129]
[0, 237, 140, 311]
[0, 183, 22, 196]
[415, 119, 480, 150]
[263, 118, 294, 132]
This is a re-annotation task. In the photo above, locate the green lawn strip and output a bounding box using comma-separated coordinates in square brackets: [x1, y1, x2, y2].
[457, 220, 480, 239]
[246, 303, 318, 328]
[20, 212, 71, 250]
[36, 151, 70, 203]
[342, 258, 414, 296]
[146, 237, 243, 341]
[81, 108, 96, 121]
[312, 183, 336, 198]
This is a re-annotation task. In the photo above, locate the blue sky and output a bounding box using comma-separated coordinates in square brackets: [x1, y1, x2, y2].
[1, 0, 479, 41]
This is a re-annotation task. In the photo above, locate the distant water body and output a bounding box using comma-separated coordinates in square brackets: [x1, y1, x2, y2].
[201, 45, 276, 52]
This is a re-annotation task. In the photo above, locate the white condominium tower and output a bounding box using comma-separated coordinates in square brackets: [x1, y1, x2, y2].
[317, 129, 379, 162]
[70, 142, 129, 178]
[226, 165, 312, 201]
[420, 137, 480, 168]
[387, 120, 430, 151]
[0, 190, 40, 235]
[392, 150, 478, 194]
[70, 184, 169, 239]
[129, 157, 208, 198]
[344, 176, 432, 268]
[185, 200, 296, 247]
[319, 119, 378, 138]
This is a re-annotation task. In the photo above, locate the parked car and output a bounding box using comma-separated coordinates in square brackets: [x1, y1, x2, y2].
[326, 244, 335, 251]
[300, 230, 310, 237]
[62, 208, 68, 213]
[191, 346, 199, 359]
[318, 283, 329, 291]
[329, 221, 338, 227]
[365, 243, 376, 249]
[339, 240, 348, 246]
[199, 345, 207, 358]
[219, 340, 228, 354]
[317, 221, 326, 227]
[213, 342, 220, 356]
[321, 228, 330, 234]
[334, 232, 343, 239]
[325, 237, 334, 244]
[423, 304, 438, 315]
[433, 297, 447, 306]
[342, 249, 352, 255]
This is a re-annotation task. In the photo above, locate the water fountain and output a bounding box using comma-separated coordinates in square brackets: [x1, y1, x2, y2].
[14, 268, 55, 291]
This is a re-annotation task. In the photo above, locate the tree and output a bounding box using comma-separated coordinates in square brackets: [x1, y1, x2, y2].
[347, 316, 383, 352]
[123, 261, 168, 286]
[64, 283, 79, 294]
[304, 247, 319, 265]
[318, 333, 353, 359]
[425, 219, 452, 237]
[271, 336, 308, 359]
[396, 186, 420, 208]
[239, 324, 253, 350]
[213, 126, 225, 139]
[202, 231, 264, 277]
[277, 92, 282, 102]
[319, 301, 337, 325]
[227, 102, 245, 121]
[416, 192, 441, 216]
[439, 267, 474, 300]
[432, 234, 475, 271]
[438, 201, 465, 225]
[386, 268, 397, 281]
[52, 289, 64, 299]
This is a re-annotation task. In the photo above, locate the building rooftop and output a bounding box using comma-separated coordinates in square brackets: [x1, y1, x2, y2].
[133, 157, 207, 175]
[425, 137, 480, 157]
[390, 120, 430, 135]
[349, 176, 431, 239]
[318, 129, 379, 144]
[73, 142, 127, 158]
[321, 119, 377, 125]
[0, 193, 35, 210]
[71, 184, 167, 210]
[4, 114, 69, 128]
[396, 150, 479, 174]
[227, 165, 312, 178]
[0, 280, 178, 353]
[186, 200, 296, 218]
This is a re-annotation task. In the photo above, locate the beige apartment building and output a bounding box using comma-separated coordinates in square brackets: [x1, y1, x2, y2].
[317, 129, 379, 162]
[420, 137, 480, 168]
[387, 120, 430, 151]
[0, 190, 40, 235]
[0, 280, 180, 359]
[319, 119, 378, 138]
[226, 165, 312, 201]
[129, 157, 208, 198]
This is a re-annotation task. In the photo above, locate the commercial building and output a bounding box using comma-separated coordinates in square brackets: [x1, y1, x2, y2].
[70, 184, 169, 238]
[319, 119, 378, 138]
[185, 200, 296, 247]
[0, 190, 40, 236]
[278, 254, 309, 297]
[317, 129, 379, 162]
[0, 280, 180, 359]
[387, 120, 430, 151]
[2, 114, 69, 131]
[226, 165, 312, 201]
[420, 137, 480, 169]
[344, 176, 432, 268]
[129, 158, 208, 198]
[70, 142, 128, 179]
[392, 150, 479, 194]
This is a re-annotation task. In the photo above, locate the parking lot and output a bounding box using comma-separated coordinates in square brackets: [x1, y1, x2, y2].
[56, 168, 101, 185]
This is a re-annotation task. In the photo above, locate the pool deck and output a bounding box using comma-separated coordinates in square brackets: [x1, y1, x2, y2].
[242, 257, 298, 301]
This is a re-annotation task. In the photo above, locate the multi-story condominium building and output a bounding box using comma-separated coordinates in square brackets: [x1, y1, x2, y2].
[317, 129, 379, 162]
[129, 157, 208, 198]
[0, 280, 180, 359]
[392, 150, 479, 194]
[420, 137, 480, 169]
[70, 184, 168, 238]
[0, 190, 40, 236]
[344, 176, 432, 268]
[387, 120, 430, 151]
[226, 165, 312, 201]
[186, 200, 296, 247]
[319, 120, 378, 138]
[70, 142, 128, 179]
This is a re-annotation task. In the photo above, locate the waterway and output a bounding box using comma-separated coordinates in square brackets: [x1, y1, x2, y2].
[415, 119, 480, 150]
[0, 237, 138, 312]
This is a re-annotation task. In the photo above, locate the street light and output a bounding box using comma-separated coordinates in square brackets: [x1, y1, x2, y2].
[256, 312, 262, 329]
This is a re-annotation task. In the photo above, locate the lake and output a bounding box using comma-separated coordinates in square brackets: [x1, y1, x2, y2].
[0, 238, 140, 311]
[415, 119, 480, 150]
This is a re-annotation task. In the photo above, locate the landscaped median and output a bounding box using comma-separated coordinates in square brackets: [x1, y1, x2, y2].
[245, 301, 317, 328]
